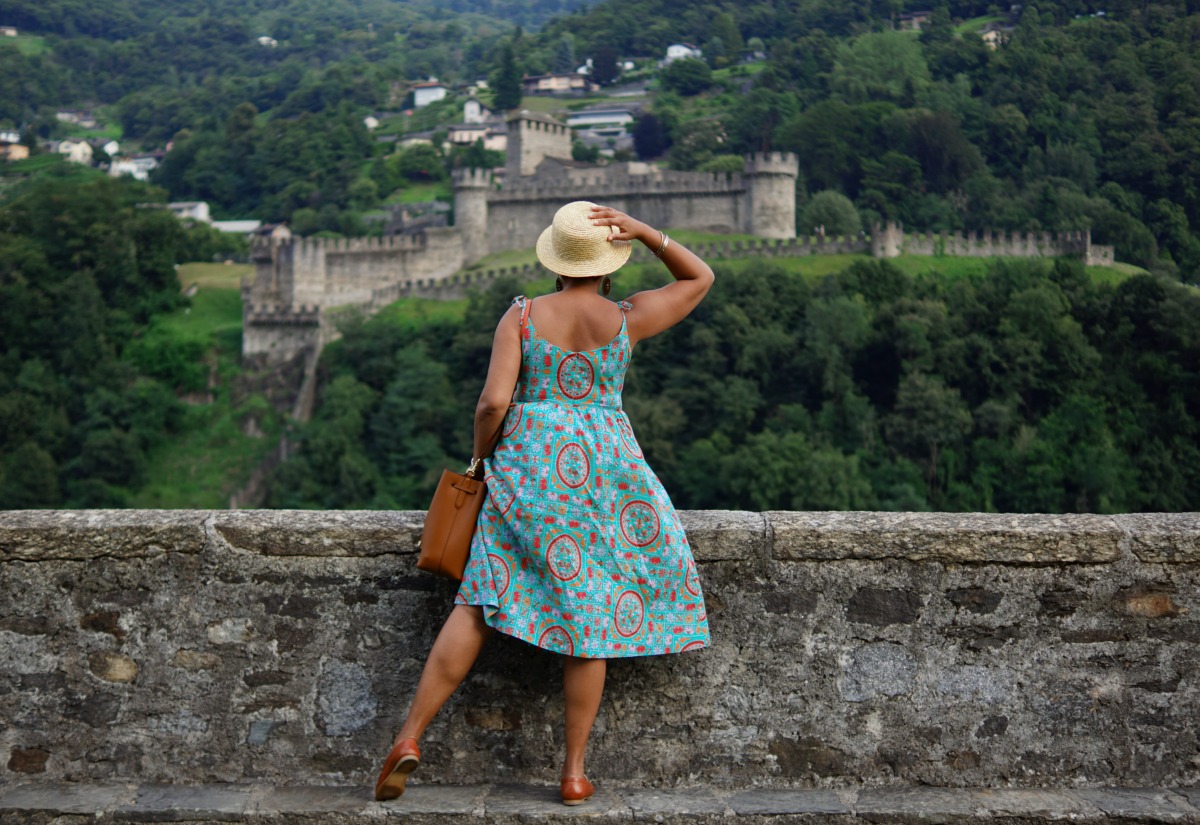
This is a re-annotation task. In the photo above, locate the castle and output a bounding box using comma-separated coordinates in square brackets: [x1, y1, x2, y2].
[241, 109, 1114, 374]
[242, 110, 799, 365]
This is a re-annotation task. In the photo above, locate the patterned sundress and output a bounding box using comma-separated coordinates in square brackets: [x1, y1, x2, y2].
[454, 295, 711, 658]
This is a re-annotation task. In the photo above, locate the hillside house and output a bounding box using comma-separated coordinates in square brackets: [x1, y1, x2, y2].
[664, 43, 703, 64]
[566, 107, 635, 130]
[109, 154, 160, 181]
[447, 122, 506, 153]
[980, 21, 1013, 48]
[464, 97, 491, 125]
[0, 141, 29, 161]
[0, 27, 16, 37]
[521, 73, 595, 96]
[0, 129, 19, 144]
[256, 36, 278, 47]
[412, 81, 448, 109]
[898, 10, 933, 30]
[53, 138, 94, 165]
[168, 201, 211, 223]
[212, 220, 263, 234]
[363, 115, 380, 131]
[55, 110, 98, 129]
[89, 138, 119, 157]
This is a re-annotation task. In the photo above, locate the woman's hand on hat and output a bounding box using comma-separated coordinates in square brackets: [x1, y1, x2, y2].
[590, 205, 654, 246]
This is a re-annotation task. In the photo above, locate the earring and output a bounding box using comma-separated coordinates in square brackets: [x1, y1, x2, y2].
[601, 275, 612, 296]
[555, 276, 564, 292]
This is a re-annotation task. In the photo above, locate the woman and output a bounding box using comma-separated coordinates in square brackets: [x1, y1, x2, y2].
[374, 202, 714, 805]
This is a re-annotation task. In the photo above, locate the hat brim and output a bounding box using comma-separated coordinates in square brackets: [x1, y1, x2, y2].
[536, 224, 632, 278]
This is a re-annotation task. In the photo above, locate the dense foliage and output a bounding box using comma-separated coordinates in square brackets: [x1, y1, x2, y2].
[0, 174, 240, 507]
[269, 262, 1200, 513]
[9, 0, 1200, 277]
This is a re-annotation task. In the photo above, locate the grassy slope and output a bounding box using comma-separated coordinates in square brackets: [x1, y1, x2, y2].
[129, 262, 286, 509]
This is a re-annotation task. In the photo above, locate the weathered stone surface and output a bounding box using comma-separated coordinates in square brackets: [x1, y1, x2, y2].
[171, 650, 221, 671]
[1117, 513, 1200, 563]
[625, 788, 727, 815]
[115, 783, 254, 820]
[679, 511, 768, 562]
[728, 788, 850, 814]
[1111, 584, 1186, 618]
[212, 510, 424, 557]
[88, 651, 138, 683]
[0, 781, 135, 813]
[0, 510, 206, 561]
[6, 749, 49, 774]
[846, 589, 922, 625]
[316, 660, 377, 736]
[838, 642, 917, 701]
[967, 788, 1097, 819]
[856, 786, 980, 820]
[484, 784, 627, 817]
[768, 512, 1123, 563]
[1074, 788, 1198, 820]
[946, 588, 1003, 614]
[250, 784, 375, 815]
[3, 510, 1200, 793]
[207, 618, 254, 645]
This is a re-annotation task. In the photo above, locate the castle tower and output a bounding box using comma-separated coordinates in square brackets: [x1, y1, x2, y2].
[870, 221, 904, 258]
[743, 152, 800, 239]
[506, 110, 572, 178]
[453, 167, 491, 265]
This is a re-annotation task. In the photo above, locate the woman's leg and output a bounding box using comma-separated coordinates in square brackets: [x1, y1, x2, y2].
[561, 656, 607, 778]
[391, 604, 494, 745]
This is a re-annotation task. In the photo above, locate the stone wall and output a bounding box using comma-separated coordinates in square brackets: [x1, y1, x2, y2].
[1, 510, 1197, 792]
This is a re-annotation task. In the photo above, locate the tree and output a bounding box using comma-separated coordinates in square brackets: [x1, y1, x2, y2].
[829, 31, 931, 104]
[591, 44, 620, 86]
[801, 191, 862, 236]
[554, 34, 576, 74]
[729, 88, 798, 154]
[492, 41, 522, 111]
[661, 59, 712, 96]
[632, 113, 668, 159]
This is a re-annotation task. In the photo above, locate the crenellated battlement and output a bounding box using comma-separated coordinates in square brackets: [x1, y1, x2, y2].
[743, 151, 801, 177]
[451, 167, 493, 189]
[871, 221, 1115, 265]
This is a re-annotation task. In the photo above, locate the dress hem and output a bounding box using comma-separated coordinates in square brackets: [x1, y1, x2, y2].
[457, 596, 712, 660]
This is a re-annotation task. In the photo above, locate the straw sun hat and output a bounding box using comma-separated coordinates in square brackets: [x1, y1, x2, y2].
[536, 201, 632, 278]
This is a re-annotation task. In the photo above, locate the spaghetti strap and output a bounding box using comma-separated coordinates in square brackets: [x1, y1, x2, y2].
[617, 299, 633, 312]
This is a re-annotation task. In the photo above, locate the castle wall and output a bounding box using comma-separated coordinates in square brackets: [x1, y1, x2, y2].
[506, 115, 571, 178]
[1, 509, 1197, 789]
[874, 223, 1114, 264]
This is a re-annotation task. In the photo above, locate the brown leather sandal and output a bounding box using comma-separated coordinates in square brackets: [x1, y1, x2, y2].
[374, 737, 420, 801]
[561, 775, 595, 806]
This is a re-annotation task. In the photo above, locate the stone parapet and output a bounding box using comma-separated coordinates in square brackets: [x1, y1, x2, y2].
[1, 510, 1197, 791]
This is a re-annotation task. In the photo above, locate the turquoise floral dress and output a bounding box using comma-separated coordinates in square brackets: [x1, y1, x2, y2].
[455, 295, 710, 658]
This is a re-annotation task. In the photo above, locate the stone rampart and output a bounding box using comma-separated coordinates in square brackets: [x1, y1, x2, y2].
[1, 510, 1197, 791]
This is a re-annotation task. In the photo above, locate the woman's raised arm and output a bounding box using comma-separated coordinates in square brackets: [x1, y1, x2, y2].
[588, 205, 714, 346]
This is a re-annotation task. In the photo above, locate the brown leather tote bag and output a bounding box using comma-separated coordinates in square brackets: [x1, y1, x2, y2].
[416, 468, 487, 580]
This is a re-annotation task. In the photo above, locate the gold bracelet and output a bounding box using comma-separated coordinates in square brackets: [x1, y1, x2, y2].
[654, 230, 669, 257]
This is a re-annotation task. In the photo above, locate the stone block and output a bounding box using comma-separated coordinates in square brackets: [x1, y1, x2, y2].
[212, 510, 424, 557]
[768, 511, 1123, 563]
[250, 784, 376, 814]
[1116, 513, 1200, 563]
[114, 783, 254, 821]
[87, 651, 137, 683]
[483, 783, 628, 817]
[846, 588, 922, 625]
[0, 510, 206, 561]
[680, 511, 767, 561]
[727, 788, 850, 814]
[6, 749, 49, 774]
[1074, 787, 1198, 820]
[171, 649, 221, 671]
[838, 642, 917, 701]
[856, 786, 979, 821]
[1111, 584, 1185, 618]
[625, 788, 727, 815]
[0, 781, 134, 813]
